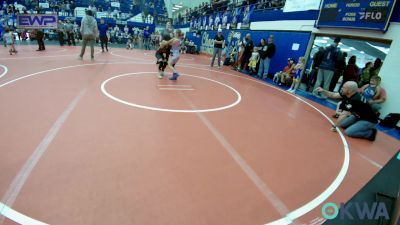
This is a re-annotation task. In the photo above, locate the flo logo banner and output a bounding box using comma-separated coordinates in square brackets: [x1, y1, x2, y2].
[17, 14, 58, 29]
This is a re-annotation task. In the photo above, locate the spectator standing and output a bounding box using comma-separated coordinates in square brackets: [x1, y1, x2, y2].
[248, 47, 260, 74]
[98, 18, 109, 52]
[307, 46, 325, 91]
[143, 26, 151, 50]
[339, 55, 359, 90]
[57, 20, 65, 46]
[36, 29, 45, 51]
[78, 10, 98, 60]
[256, 38, 267, 78]
[240, 33, 254, 71]
[359, 62, 373, 86]
[330, 51, 347, 91]
[261, 34, 276, 79]
[65, 20, 76, 46]
[313, 37, 341, 98]
[210, 28, 225, 68]
[370, 58, 382, 77]
[4, 28, 17, 55]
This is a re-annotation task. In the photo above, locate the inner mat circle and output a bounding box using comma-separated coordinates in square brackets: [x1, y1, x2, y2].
[101, 72, 242, 113]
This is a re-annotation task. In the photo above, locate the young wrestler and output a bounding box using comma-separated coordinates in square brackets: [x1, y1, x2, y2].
[155, 40, 171, 79]
[166, 29, 184, 80]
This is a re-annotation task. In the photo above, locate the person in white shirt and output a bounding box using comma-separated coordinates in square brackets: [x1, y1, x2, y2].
[164, 29, 184, 80]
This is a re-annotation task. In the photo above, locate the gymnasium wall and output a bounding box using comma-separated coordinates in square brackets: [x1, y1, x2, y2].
[183, 4, 400, 117]
[187, 29, 311, 76]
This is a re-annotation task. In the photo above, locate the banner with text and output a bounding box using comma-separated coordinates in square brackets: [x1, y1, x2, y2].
[96, 12, 109, 19]
[111, 2, 120, 8]
[17, 14, 58, 29]
[38, 2, 50, 9]
[283, 0, 321, 12]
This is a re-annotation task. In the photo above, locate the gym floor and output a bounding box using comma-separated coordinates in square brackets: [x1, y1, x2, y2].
[0, 45, 398, 225]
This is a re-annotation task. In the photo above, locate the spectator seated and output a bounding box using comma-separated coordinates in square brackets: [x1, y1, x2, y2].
[273, 58, 295, 86]
[359, 76, 386, 114]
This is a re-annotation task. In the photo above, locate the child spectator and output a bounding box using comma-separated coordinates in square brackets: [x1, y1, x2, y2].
[288, 56, 305, 93]
[273, 58, 295, 85]
[126, 37, 133, 50]
[233, 42, 245, 71]
[360, 76, 386, 113]
[4, 28, 17, 55]
[248, 47, 260, 75]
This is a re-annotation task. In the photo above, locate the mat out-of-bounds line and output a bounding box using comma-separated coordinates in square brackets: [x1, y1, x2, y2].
[0, 53, 76, 61]
[0, 89, 87, 225]
[110, 51, 210, 67]
[0, 202, 48, 225]
[0, 61, 153, 88]
[0, 61, 156, 225]
[15, 48, 67, 54]
[0, 49, 102, 60]
[122, 49, 195, 61]
[180, 92, 295, 224]
[0, 47, 67, 57]
[187, 63, 381, 168]
[0, 65, 8, 79]
[0, 61, 347, 225]
[177, 64, 350, 225]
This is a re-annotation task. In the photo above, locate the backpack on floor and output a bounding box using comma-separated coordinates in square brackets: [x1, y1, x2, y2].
[380, 113, 400, 128]
[223, 57, 232, 66]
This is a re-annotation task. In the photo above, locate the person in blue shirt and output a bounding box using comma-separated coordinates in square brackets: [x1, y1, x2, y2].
[98, 18, 109, 52]
[143, 26, 151, 50]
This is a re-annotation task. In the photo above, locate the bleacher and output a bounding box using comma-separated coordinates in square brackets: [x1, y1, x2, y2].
[2, 0, 166, 23]
[174, 0, 287, 26]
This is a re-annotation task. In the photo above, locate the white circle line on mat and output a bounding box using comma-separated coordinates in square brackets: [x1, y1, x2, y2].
[100, 72, 242, 113]
[176, 64, 350, 225]
[0, 65, 8, 79]
[0, 61, 349, 225]
[0, 202, 48, 225]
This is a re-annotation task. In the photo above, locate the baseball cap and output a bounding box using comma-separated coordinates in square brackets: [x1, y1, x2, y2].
[218, 28, 222, 32]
